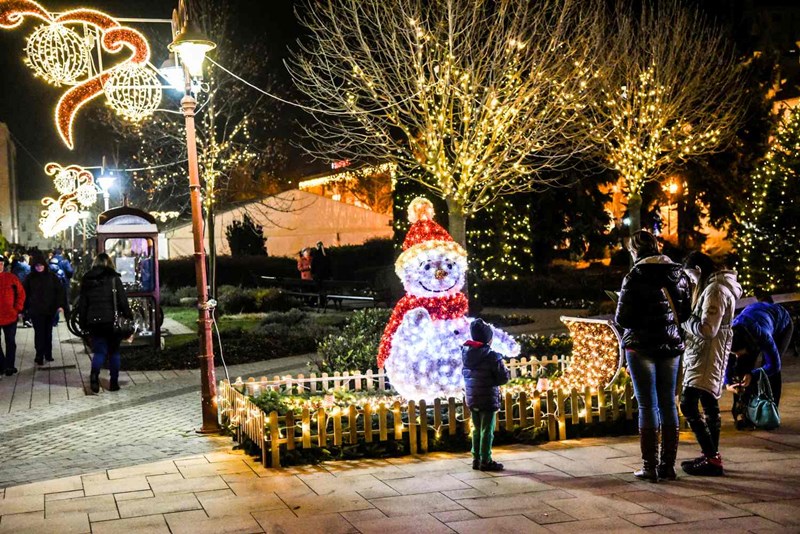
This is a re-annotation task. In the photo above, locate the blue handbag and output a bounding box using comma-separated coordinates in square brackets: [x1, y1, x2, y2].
[746, 369, 781, 430]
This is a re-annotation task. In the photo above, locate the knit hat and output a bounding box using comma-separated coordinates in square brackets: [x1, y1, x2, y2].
[470, 318, 493, 344]
[395, 197, 467, 276]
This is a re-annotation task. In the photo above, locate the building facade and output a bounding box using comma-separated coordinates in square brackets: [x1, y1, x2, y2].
[0, 123, 19, 244]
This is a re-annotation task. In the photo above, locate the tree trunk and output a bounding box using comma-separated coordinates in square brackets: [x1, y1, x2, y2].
[628, 192, 643, 235]
[445, 197, 481, 313]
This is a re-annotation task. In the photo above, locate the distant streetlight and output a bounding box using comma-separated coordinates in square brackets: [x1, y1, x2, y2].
[97, 162, 116, 212]
[169, 0, 219, 434]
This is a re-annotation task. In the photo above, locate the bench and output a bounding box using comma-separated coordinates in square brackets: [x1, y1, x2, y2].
[260, 276, 392, 311]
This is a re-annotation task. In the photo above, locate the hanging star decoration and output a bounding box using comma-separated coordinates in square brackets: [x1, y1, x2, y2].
[0, 0, 162, 149]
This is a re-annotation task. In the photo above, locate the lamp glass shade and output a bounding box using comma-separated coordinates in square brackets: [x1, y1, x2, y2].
[169, 25, 216, 78]
[97, 174, 116, 193]
[159, 55, 185, 92]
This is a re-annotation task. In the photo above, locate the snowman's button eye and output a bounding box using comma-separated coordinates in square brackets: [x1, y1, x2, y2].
[424, 264, 431, 270]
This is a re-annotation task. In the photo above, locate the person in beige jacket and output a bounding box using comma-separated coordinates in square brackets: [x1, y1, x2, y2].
[679, 252, 742, 477]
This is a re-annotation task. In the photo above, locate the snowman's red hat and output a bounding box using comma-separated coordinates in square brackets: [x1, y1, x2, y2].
[395, 198, 467, 275]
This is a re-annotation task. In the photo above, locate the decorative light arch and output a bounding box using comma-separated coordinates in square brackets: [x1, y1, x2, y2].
[39, 162, 98, 237]
[0, 0, 161, 149]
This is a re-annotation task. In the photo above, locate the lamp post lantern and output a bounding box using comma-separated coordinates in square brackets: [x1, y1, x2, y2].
[169, 0, 220, 433]
[97, 173, 116, 212]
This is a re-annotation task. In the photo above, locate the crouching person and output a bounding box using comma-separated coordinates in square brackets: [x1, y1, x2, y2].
[462, 319, 511, 472]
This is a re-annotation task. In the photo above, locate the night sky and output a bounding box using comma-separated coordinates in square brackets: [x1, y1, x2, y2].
[1, 0, 799, 201]
[0, 0, 302, 200]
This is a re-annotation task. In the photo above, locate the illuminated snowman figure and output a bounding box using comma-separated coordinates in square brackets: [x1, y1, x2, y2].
[377, 198, 519, 401]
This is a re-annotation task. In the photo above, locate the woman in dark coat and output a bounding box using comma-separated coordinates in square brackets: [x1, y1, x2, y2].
[78, 253, 133, 393]
[23, 252, 65, 365]
[615, 230, 691, 482]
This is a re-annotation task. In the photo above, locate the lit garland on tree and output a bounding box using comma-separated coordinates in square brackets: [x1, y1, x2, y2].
[736, 108, 800, 293]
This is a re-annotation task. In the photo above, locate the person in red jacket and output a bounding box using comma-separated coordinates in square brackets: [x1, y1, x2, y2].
[0, 256, 26, 376]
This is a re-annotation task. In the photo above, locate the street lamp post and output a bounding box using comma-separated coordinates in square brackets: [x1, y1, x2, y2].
[666, 181, 679, 237]
[169, 2, 220, 433]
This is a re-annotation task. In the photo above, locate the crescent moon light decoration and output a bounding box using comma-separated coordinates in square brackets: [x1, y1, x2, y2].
[39, 162, 97, 237]
[0, 0, 160, 149]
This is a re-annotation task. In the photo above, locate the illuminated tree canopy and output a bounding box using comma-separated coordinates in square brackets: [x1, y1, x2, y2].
[584, 0, 747, 233]
[288, 0, 596, 245]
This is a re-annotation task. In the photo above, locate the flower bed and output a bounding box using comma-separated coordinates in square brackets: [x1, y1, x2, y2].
[217, 356, 637, 468]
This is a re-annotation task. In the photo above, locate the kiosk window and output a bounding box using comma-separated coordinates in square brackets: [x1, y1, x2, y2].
[104, 237, 155, 292]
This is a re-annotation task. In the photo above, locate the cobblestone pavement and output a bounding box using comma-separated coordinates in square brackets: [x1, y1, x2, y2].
[0, 322, 309, 488]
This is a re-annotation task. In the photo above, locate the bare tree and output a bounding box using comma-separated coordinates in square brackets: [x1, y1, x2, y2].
[584, 0, 746, 234]
[287, 0, 596, 246]
[94, 0, 287, 292]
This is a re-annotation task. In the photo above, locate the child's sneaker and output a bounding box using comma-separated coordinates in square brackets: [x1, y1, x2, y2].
[480, 461, 504, 472]
[682, 454, 723, 476]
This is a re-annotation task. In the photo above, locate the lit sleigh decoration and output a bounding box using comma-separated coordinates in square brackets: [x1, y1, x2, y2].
[0, 0, 162, 149]
[39, 162, 97, 237]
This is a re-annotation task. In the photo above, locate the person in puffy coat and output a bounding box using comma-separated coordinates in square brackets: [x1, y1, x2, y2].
[462, 319, 510, 472]
[78, 253, 133, 394]
[679, 252, 742, 477]
[23, 252, 65, 365]
[0, 256, 25, 376]
[614, 230, 691, 482]
[725, 301, 793, 427]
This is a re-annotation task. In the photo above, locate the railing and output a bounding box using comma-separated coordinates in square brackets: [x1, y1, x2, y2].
[217, 356, 637, 468]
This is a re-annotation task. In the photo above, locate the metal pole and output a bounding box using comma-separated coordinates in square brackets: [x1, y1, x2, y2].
[181, 86, 220, 434]
[103, 191, 110, 212]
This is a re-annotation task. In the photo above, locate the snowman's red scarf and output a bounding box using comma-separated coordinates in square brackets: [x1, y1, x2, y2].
[377, 292, 469, 369]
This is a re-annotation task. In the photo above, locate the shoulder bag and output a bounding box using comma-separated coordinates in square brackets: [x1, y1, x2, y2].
[746, 369, 780, 430]
[112, 279, 136, 338]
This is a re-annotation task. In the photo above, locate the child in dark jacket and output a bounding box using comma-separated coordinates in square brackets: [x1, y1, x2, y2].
[462, 319, 511, 472]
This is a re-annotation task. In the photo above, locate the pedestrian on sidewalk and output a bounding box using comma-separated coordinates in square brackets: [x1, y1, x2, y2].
[78, 253, 132, 393]
[679, 252, 742, 477]
[0, 256, 26, 376]
[462, 318, 511, 472]
[23, 252, 65, 365]
[10, 253, 32, 327]
[614, 230, 692, 482]
[725, 300, 793, 429]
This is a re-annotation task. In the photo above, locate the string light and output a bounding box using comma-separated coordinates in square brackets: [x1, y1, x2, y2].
[24, 21, 89, 85]
[736, 107, 800, 293]
[39, 162, 97, 237]
[0, 0, 158, 149]
[379, 197, 519, 401]
[554, 319, 619, 391]
[104, 62, 162, 121]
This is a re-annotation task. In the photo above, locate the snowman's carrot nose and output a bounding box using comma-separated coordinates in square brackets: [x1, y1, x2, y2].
[435, 268, 447, 280]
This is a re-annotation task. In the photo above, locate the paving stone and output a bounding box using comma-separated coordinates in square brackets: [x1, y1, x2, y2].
[431, 509, 479, 522]
[544, 516, 646, 533]
[617, 490, 753, 523]
[178, 460, 255, 479]
[523, 509, 577, 525]
[369, 492, 462, 517]
[382, 473, 470, 495]
[46, 494, 116, 517]
[252, 510, 356, 534]
[45, 490, 85, 502]
[4, 476, 83, 498]
[463, 474, 553, 496]
[447, 514, 548, 533]
[114, 490, 155, 502]
[0, 495, 44, 515]
[164, 510, 264, 534]
[299, 473, 397, 500]
[107, 461, 180, 480]
[546, 493, 650, 520]
[116, 493, 202, 518]
[147, 473, 229, 495]
[735, 498, 800, 527]
[623, 512, 676, 527]
[197, 491, 287, 517]
[0, 510, 90, 534]
[457, 489, 573, 518]
[348, 513, 453, 534]
[83, 475, 151, 497]
[90, 513, 171, 534]
[280, 490, 373, 517]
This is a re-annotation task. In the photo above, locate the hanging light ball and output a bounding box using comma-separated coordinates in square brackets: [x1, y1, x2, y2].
[25, 22, 90, 86]
[53, 168, 76, 195]
[75, 183, 98, 208]
[104, 63, 162, 121]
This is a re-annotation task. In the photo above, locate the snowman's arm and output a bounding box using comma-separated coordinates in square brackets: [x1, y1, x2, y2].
[490, 326, 520, 358]
[396, 307, 433, 343]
